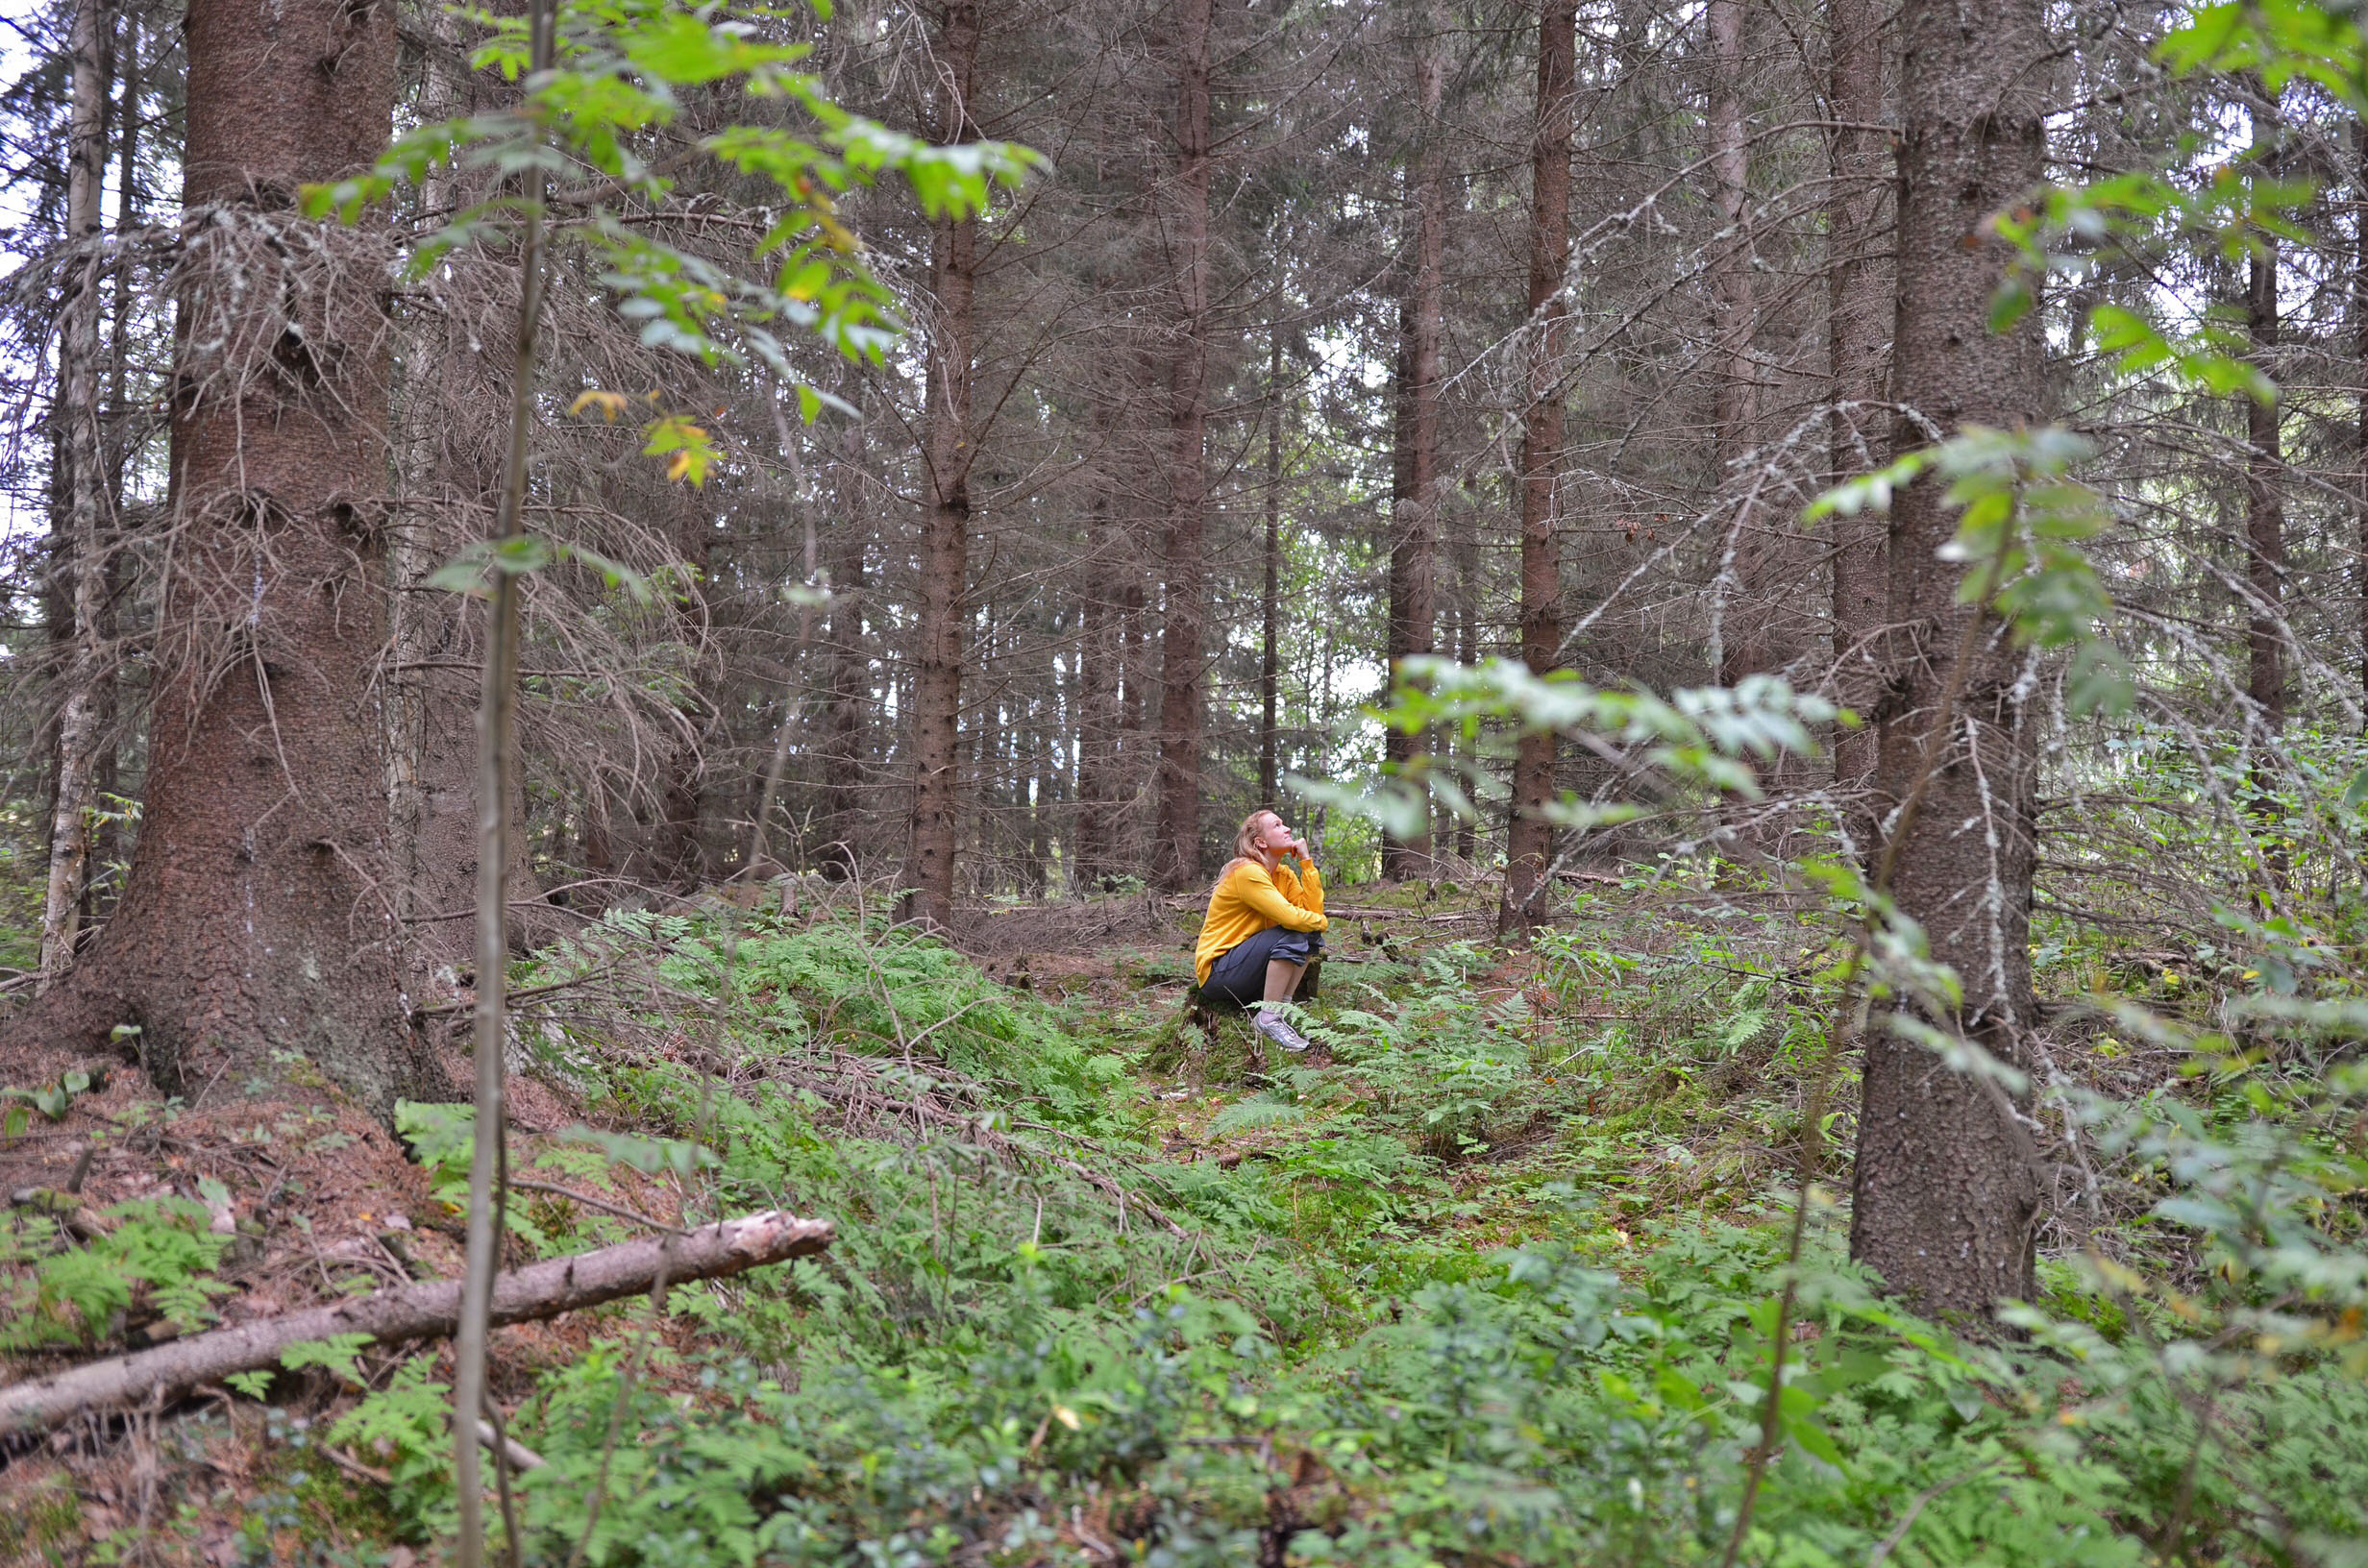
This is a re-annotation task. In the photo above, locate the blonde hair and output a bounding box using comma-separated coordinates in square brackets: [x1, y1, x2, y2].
[1214, 809, 1282, 894]
[1234, 809, 1280, 866]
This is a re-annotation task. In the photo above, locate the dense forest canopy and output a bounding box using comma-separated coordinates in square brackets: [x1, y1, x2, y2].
[0, 0, 2365, 1561]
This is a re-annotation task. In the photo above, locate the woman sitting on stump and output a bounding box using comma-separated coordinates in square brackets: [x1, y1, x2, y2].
[1195, 809, 1327, 1053]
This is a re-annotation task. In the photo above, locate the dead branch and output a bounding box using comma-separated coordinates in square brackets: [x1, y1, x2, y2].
[0, 1210, 832, 1432]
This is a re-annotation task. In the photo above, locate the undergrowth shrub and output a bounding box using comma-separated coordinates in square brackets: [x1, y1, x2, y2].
[0, 1195, 233, 1349]
[284, 901, 2368, 1562]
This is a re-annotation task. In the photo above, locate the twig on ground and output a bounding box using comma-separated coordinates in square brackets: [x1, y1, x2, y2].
[506, 1177, 682, 1235]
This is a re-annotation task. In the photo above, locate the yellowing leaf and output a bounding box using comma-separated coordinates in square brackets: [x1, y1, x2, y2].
[642, 413, 718, 487]
[570, 389, 631, 422]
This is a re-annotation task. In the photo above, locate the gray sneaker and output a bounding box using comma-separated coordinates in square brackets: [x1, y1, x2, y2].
[1253, 1009, 1310, 1053]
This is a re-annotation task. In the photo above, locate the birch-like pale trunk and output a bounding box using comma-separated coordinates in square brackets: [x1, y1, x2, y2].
[38, 0, 112, 992]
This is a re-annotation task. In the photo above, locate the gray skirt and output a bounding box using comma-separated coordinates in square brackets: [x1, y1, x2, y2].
[1201, 925, 1321, 1010]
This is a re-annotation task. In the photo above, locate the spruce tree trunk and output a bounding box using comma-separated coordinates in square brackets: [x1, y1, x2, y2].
[1848, 0, 2047, 1326]
[1153, 0, 1214, 891]
[1383, 22, 1443, 879]
[10, 0, 441, 1121]
[1500, 0, 1575, 937]
[903, 0, 981, 927]
[1826, 0, 1893, 827]
[38, 0, 112, 992]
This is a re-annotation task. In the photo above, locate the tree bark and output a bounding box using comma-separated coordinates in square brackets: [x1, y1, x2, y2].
[903, 0, 982, 928]
[1849, 0, 2047, 1326]
[7, 0, 441, 1122]
[1499, 0, 1576, 938]
[37, 0, 112, 992]
[1153, 0, 1214, 892]
[1384, 22, 1444, 879]
[0, 1212, 833, 1433]
[1826, 0, 1893, 831]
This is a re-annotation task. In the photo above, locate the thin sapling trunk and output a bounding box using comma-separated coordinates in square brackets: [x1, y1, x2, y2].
[454, 0, 554, 1556]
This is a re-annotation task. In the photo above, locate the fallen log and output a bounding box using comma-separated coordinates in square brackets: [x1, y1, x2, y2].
[0, 1210, 833, 1433]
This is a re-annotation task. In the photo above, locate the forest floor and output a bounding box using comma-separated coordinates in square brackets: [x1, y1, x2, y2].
[0, 870, 2357, 1566]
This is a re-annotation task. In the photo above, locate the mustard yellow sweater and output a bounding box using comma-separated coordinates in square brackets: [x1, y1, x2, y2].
[1195, 857, 1326, 985]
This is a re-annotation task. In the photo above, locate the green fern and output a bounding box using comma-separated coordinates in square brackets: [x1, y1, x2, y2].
[1209, 1096, 1310, 1134]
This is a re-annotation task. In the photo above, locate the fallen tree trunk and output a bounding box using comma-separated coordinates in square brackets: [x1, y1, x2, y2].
[0, 1210, 833, 1432]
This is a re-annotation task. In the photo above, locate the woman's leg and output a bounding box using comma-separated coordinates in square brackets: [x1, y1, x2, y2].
[1262, 958, 1306, 1003]
[1210, 930, 1317, 1050]
[1248, 934, 1317, 1052]
[1205, 928, 1285, 1010]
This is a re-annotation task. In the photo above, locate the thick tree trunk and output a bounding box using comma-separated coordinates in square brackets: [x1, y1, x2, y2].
[903, 0, 982, 928]
[1499, 0, 1576, 938]
[1826, 0, 1893, 831]
[1153, 0, 1214, 892]
[37, 0, 112, 992]
[1848, 0, 2047, 1326]
[1384, 25, 1444, 879]
[9, 0, 441, 1121]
